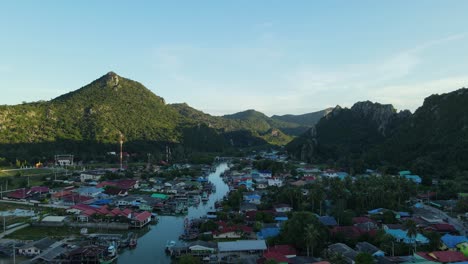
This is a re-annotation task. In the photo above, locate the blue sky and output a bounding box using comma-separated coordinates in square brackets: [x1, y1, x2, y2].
[1, 1, 468, 115]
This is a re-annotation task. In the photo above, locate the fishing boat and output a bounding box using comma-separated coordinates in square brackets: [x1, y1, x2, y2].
[129, 233, 138, 248]
[165, 240, 176, 253]
[99, 242, 118, 264]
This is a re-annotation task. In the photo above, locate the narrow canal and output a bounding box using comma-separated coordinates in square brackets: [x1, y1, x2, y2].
[118, 163, 230, 264]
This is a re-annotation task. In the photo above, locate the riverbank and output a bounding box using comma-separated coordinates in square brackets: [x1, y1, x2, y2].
[117, 163, 229, 264]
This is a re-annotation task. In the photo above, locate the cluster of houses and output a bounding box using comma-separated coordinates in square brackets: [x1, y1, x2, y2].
[187, 159, 466, 264]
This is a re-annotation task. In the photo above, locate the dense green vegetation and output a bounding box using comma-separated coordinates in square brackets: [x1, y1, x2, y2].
[287, 90, 468, 183]
[0, 72, 318, 164]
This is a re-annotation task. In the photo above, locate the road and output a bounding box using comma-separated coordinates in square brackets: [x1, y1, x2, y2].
[0, 223, 29, 239]
[0, 199, 69, 209]
[422, 204, 467, 236]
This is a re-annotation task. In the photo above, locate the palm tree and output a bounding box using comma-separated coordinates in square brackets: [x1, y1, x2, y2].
[304, 224, 320, 257]
[405, 220, 418, 254]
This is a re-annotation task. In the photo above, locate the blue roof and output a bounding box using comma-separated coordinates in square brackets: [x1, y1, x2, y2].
[385, 228, 429, 244]
[257, 227, 280, 239]
[398, 212, 411, 217]
[441, 234, 468, 248]
[404, 175, 422, 184]
[76, 186, 103, 194]
[259, 170, 272, 174]
[246, 194, 261, 200]
[197, 177, 208, 182]
[275, 217, 288, 221]
[368, 208, 385, 215]
[319, 216, 338, 226]
[399, 170, 412, 176]
[92, 199, 112, 205]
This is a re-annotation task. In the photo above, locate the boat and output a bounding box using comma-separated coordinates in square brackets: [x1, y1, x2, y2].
[179, 232, 198, 241]
[165, 240, 176, 253]
[129, 233, 138, 248]
[99, 242, 118, 264]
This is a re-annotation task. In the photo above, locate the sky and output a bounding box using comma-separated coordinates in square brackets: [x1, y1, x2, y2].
[1, 1, 468, 116]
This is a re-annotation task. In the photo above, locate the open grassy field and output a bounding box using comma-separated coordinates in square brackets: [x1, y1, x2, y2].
[0, 168, 55, 177]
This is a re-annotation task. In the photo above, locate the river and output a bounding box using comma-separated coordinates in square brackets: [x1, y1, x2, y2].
[117, 163, 229, 264]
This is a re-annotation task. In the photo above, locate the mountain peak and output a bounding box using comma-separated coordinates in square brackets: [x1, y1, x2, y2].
[97, 71, 120, 88]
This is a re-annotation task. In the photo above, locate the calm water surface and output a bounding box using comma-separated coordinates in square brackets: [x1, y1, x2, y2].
[118, 163, 229, 264]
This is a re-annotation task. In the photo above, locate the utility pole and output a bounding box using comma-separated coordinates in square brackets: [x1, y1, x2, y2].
[119, 133, 124, 171]
[12, 243, 15, 264]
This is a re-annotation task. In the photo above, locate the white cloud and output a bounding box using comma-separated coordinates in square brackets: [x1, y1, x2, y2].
[275, 33, 468, 114]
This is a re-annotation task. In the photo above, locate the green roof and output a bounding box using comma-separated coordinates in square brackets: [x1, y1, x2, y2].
[151, 193, 168, 199]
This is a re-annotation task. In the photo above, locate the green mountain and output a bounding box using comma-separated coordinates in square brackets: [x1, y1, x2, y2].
[287, 89, 468, 177]
[0, 72, 181, 144]
[271, 108, 334, 127]
[286, 101, 410, 164]
[171, 106, 294, 145]
[374, 88, 468, 174]
[0, 72, 300, 162]
[223, 109, 311, 136]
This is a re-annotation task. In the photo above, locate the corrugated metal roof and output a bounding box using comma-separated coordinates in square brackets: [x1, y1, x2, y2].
[218, 240, 266, 252]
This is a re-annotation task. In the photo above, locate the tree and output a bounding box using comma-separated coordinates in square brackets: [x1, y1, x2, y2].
[426, 231, 441, 251]
[281, 212, 326, 253]
[179, 254, 201, 264]
[304, 224, 320, 257]
[200, 220, 218, 232]
[404, 220, 418, 253]
[355, 252, 374, 264]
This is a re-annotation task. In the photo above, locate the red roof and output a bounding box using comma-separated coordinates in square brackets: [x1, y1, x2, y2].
[215, 221, 253, 234]
[71, 204, 96, 211]
[269, 245, 297, 256]
[62, 194, 93, 203]
[353, 217, 376, 225]
[263, 252, 291, 263]
[83, 209, 96, 216]
[418, 251, 468, 263]
[7, 189, 30, 199]
[97, 179, 137, 190]
[429, 223, 457, 232]
[30, 186, 49, 193]
[53, 190, 73, 198]
[303, 176, 316, 181]
[134, 211, 152, 222]
[331, 226, 362, 239]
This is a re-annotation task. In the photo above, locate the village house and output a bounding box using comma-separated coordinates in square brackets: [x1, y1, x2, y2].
[213, 221, 253, 239]
[74, 186, 103, 198]
[217, 240, 267, 255]
[243, 193, 262, 204]
[18, 237, 56, 257]
[274, 204, 293, 213]
[130, 211, 152, 228]
[268, 177, 284, 187]
[80, 170, 107, 182]
[327, 243, 357, 264]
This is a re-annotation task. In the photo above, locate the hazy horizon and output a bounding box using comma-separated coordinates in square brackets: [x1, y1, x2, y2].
[1, 1, 468, 116]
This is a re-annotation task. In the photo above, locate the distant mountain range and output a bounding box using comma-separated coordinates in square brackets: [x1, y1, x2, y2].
[0, 72, 329, 161]
[2, 72, 468, 177]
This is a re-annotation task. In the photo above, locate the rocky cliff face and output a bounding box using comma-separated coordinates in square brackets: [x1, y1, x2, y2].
[286, 101, 410, 162]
